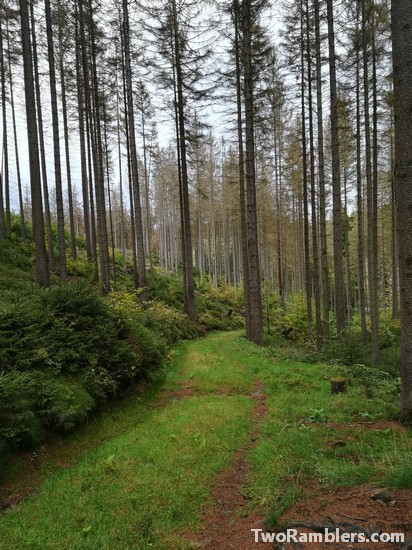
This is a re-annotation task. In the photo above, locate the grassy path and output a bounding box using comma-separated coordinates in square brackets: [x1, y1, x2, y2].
[0, 332, 265, 550]
[1, 331, 411, 549]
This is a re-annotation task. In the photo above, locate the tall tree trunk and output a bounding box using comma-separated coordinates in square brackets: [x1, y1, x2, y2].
[356, 0, 368, 344]
[0, 18, 10, 237]
[326, 0, 345, 333]
[7, 29, 26, 240]
[390, 120, 399, 320]
[45, 0, 67, 281]
[392, 0, 412, 421]
[314, 0, 329, 340]
[103, 103, 116, 282]
[306, 0, 321, 349]
[58, 8, 77, 260]
[362, 0, 379, 362]
[123, 0, 147, 300]
[172, 0, 196, 320]
[141, 106, 152, 273]
[370, 2, 380, 363]
[301, 0, 312, 338]
[30, 0, 54, 271]
[19, 0, 49, 286]
[234, 0, 251, 333]
[119, 25, 138, 288]
[75, 1, 92, 261]
[242, 0, 263, 343]
[116, 72, 127, 272]
[83, 0, 110, 292]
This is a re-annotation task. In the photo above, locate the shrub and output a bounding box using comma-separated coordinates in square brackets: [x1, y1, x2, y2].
[0, 371, 43, 446]
[0, 239, 34, 271]
[0, 282, 149, 448]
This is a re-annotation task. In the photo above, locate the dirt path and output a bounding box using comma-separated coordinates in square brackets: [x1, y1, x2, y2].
[182, 382, 269, 550]
[2, 332, 412, 550]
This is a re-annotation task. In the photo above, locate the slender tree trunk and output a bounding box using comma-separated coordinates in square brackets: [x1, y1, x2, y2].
[301, 1, 312, 338]
[103, 104, 116, 282]
[326, 0, 345, 333]
[390, 120, 399, 320]
[343, 167, 352, 323]
[0, 18, 10, 237]
[75, 1, 92, 261]
[85, 105, 99, 281]
[370, 4, 380, 363]
[84, 0, 110, 292]
[356, 2, 368, 343]
[141, 107, 153, 273]
[7, 30, 26, 240]
[30, 0, 54, 270]
[119, 25, 138, 287]
[58, 10, 77, 260]
[172, 0, 196, 320]
[123, 0, 147, 300]
[234, 0, 251, 333]
[116, 69, 127, 272]
[242, 0, 263, 343]
[45, 0, 67, 281]
[306, 0, 321, 349]
[362, 0, 379, 361]
[314, 0, 329, 340]
[19, 0, 49, 286]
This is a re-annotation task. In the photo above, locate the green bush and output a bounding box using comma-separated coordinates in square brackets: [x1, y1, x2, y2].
[34, 374, 95, 431]
[0, 282, 150, 448]
[0, 371, 43, 446]
[0, 239, 34, 271]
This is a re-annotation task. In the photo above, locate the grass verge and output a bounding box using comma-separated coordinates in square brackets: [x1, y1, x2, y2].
[0, 332, 410, 548]
[246, 357, 411, 527]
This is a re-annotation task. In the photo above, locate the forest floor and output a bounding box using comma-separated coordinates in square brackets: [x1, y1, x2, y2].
[1, 331, 412, 549]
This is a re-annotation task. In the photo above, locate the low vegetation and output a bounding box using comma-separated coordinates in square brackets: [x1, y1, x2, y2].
[0, 236, 243, 458]
[0, 332, 409, 549]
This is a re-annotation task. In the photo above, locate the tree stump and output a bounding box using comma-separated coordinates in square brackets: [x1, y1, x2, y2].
[331, 378, 347, 395]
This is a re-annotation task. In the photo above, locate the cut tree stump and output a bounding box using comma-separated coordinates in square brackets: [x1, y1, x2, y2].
[331, 378, 347, 394]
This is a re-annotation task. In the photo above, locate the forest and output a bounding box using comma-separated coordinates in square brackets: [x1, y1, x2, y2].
[0, 0, 412, 547]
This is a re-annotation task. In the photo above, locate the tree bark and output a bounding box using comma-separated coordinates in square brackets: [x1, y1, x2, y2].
[234, 0, 251, 334]
[326, 0, 345, 334]
[19, 0, 49, 287]
[392, 0, 412, 421]
[123, 0, 147, 300]
[45, 0, 67, 281]
[0, 18, 10, 237]
[30, 0, 54, 271]
[314, 0, 329, 340]
[172, 0, 196, 320]
[58, 5, 77, 260]
[242, 0, 263, 344]
[300, 0, 312, 339]
[356, 0, 368, 344]
[7, 29, 26, 240]
[306, 0, 321, 349]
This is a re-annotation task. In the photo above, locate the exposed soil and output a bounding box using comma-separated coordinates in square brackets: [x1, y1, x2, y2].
[275, 484, 412, 549]
[181, 381, 269, 549]
[2, 366, 411, 549]
[320, 421, 407, 433]
[181, 400, 412, 550]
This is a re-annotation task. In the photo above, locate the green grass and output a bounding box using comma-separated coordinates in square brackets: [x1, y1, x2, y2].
[246, 357, 411, 526]
[165, 331, 259, 395]
[0, 331, 410, 548]
[0, 332, 255, 550]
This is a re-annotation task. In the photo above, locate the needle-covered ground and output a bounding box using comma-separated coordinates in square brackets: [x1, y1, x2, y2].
[0, 331, 411, 549]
